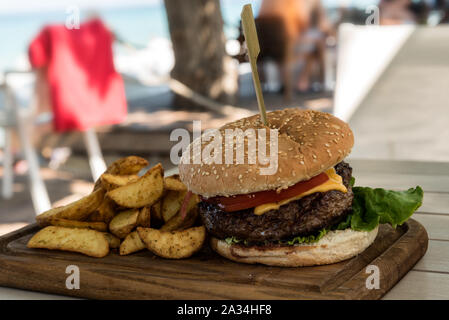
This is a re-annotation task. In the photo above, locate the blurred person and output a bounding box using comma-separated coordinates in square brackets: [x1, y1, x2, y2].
[436, 0, 449, 23]
[295, 0, 334, 92]
[256, 0, 333, 99]
[410, 0, 430, 24]
[257, 0, 309, 101]
[25, 18, 127, 174]
[379, 0, 417, 25]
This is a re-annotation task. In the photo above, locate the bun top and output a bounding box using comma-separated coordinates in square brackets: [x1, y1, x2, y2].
[178, 108, 354, 198]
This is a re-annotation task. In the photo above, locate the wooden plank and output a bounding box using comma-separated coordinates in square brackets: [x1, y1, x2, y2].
[349, 159, 449, 192]
[413, 213, 449, 240]
[351, 172, 449, 193]
[348, 159, 449, 176]
[418, 192, 449, 215]
[383, 271, 449, 300]
[414, 240, 449, 273]
[0, 286, 77, 300]
[0, 220, 428, 300]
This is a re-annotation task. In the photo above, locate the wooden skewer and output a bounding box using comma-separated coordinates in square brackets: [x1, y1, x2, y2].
[241, 3, 268, 126]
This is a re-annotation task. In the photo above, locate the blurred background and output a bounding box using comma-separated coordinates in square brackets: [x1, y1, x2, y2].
[0, 0, 448, 234]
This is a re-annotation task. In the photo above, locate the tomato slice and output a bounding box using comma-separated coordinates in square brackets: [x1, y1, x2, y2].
[203, 172, 329, 212]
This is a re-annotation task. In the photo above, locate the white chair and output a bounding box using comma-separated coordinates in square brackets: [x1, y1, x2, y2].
[0, 70, 107, 215]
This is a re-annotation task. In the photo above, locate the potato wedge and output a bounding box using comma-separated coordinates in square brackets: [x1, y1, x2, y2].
[161, 193, 199, 231]
[105, 156, 149, 176]
[100, 174, 140, 191]
[107, 164, 164, 208]
[47, 218, 107, 232]
[36, 188, 105, 227]
[27, 226, 109, 258]
[137, 206, 151, 227]
[88, 197, 116, 224]
[119, 231, 146, 255]
[161, 207, 199, 232]
[103, 232, 121, 249]
[151, 201, 163, 221]
[94, 156, 148, 190]
[162, 190, 187, 222]
[137, 226, 206, 259]
[164, 174, 187, 192]
[109, 209, 139, 238]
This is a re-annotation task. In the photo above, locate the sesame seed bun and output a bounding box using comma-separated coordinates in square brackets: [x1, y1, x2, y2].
[210, 227, 378, 267]
[179, 108, 354, 198]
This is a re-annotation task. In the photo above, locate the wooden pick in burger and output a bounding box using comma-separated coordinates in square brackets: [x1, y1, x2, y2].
[241, 4, 268, 126]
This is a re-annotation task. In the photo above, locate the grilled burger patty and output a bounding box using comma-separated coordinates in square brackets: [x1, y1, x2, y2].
[199, 162, 354, 243]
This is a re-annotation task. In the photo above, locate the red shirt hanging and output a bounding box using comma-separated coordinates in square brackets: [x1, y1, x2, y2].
[29, 18, 127, 132]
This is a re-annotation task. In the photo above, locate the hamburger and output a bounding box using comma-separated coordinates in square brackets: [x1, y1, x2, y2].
[178, 108, 423, 267]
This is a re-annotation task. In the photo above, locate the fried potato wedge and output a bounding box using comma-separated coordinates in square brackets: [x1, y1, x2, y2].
[47, 218, 107, 232]
[100, 174, 140, 191]
[119, 231, 146, 255]
[36, 188, 105, 227]
[27, 226, 109, 258]
[137, 226, 206, 259]
[107, 164, 164, 208]
[109, 209, 140, 238]
[164, 174, 187, 192]
[162, 190, 186, 222]
[106, 156, 149, 176]
[94, 156, 149, 190]
[102, 232, 121, 249]
[160, 208, 198, 232]
[137, 206, 151, 227]
[151, 201, 163, 221]
[88, 197, 116, 224]
[161, 193, 199, 231]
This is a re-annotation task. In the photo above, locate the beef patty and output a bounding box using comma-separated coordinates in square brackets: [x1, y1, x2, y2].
[199, 161, 353, 242]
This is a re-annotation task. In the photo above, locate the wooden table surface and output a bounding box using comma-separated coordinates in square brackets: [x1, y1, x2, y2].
[0, 159, 447, 300]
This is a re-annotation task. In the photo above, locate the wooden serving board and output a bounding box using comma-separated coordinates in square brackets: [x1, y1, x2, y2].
[0, 219, 427, 300]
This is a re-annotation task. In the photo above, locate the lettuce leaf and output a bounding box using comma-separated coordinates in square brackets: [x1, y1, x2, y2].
[283, 228, 328, 245]
[225, 236, 242, 245]
[350, 185, 423, 231]
[224, 228, 329, 246]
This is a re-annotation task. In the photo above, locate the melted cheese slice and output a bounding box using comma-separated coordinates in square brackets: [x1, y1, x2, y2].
[253, 168, 347, 215]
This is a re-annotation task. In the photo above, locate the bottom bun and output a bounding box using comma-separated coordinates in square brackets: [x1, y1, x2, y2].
[210, 227, 379, 267]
